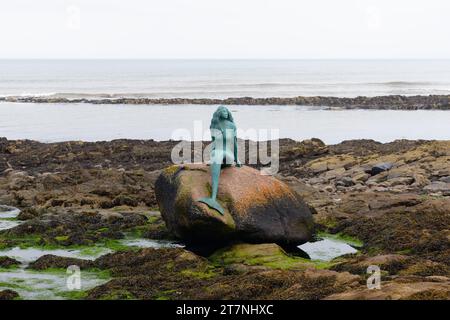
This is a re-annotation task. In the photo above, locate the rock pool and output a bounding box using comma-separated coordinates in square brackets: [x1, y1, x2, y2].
[298, 234, 361, 261]
[0, 205, 184, 299]
[0, 205, 22, 231]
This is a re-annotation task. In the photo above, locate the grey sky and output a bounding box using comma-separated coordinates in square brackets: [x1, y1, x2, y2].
[0, 0, 449, 59]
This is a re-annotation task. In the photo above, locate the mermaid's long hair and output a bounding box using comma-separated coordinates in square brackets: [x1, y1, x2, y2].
[210, 106, 235, 133]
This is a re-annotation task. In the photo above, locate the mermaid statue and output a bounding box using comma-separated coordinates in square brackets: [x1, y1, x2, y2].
[198, 106, 241, 215]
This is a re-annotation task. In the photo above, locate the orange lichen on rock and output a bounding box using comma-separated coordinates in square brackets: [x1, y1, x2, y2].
[230, 177, 298, 217]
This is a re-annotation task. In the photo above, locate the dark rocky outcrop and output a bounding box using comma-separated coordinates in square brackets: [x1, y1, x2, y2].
[367, 162, 393, 176]
[0, 256, 20, 268]
[0, 290, 19, 300]
[1, 94, 449, 110]
[3, 211, 147, 246]
[28, 254, 95, 270]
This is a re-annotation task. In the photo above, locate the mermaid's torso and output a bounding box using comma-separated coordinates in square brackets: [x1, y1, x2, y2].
[211, 120, 235, 165]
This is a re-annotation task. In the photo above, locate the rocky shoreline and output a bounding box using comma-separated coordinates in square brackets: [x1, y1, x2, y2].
[1, 94, 450, 110]
[0, 137, 449, 300]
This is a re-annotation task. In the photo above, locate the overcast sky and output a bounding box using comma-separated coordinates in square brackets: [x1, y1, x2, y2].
[0, 0, 449, 59]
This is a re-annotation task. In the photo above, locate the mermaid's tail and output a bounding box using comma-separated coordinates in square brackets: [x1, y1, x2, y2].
[197, 197, 225, 215]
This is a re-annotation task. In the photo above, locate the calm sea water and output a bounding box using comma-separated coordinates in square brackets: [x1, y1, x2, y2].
[1, 59, 450, 98]
[0, 60, 449, 143]
[1, 103, 449, 143]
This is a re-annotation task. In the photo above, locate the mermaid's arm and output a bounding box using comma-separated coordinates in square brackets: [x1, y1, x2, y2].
[234, 135, 241, 166]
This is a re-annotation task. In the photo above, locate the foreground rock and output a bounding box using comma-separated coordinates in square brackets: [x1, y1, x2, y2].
[3, 210, 147, 246]
[0, 256, 20, 268]
[1, 137, 449, 300]
[325, 279, 449, 300]
[0, 290, 19, 300]
[85, 246, 360, 300]
[155, 164, 314, 245]
[28, 254, 94, 270]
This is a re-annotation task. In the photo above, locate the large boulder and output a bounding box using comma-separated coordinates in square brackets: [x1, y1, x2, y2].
[155, 164, 314, 245]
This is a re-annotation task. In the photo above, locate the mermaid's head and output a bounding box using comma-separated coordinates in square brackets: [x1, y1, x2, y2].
[210, 105, 234, 130]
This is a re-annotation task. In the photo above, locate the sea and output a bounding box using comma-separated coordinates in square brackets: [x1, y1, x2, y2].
[0, 59, 449, 143]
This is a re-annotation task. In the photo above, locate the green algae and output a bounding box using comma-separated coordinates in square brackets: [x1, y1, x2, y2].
[317, 232, 364, 248]
[98, 289, 136, 300]
[153, 289, 177, 300]
[209, 243, 335, 271]
[0, 268, 110, 300]
[57, 290, 88, 300]
[180, 266, 217, 279]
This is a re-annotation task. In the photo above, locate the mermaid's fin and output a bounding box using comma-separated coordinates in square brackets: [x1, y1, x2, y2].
[197, 197, 225, 215]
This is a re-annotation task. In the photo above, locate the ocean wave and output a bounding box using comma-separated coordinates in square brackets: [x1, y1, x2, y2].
[367, 81, 450, 87]
[1, 81, 450, 101]
[0, 92, 57, 98]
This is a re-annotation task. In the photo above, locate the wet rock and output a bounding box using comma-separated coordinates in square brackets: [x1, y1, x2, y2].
[99, 211, 124, 222]
[282, 138, 328, 161]
[140, 214, 174, 240]
[324, 279, 450, 300]
[423, 181, 450, 196]
[209, 243, 315, 270]
[87, 245, 360, 300]
[306, 155, 356, 175]
[28, 254, 95, 270]
[411, 173, 431, 188]
[94, 248, 209, 276]
[439, 176, 450, 183]
[112, 194, 139, 207]
[5, 94, 450, 110]
[398, 260, 450, 277]
[367, 163, 393, 176]
[352, 171, 370, 183]
[324, 167, 346, 180]
[0, 290, 20, 300]
[17, 206, 46, 220]
[5, 211, 147, 246]
[308, 162, 328, 174]
[7, 171, 35, 191]
[331, 254, 411, 275]
[331, 196, 450, 262]
[385, 177, 415, 187]
[335, 177, 355, 187]
[0, 256, 20, 268]
[155, 164, 314, 245]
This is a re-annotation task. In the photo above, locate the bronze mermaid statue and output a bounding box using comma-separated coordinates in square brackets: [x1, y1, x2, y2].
[198, 106, 241, 215]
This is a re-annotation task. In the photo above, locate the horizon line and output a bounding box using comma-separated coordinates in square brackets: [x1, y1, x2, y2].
[1, 57, 450, 61]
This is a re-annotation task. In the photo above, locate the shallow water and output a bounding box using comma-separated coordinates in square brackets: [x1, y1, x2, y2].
[0, 205, 185, 299]
[0, 206, 21, 218]
[0, 204, 111, 300]
[0, 205, 22, 231]
[298, 236, 359, 261]
[119, 238, 184, 249]
[0, 236, 183, 300]
[0, 268, 108, 300]
[0, 247, 112, 265]
[0, 220, 21, 231]
[1, 103, 449, 143]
